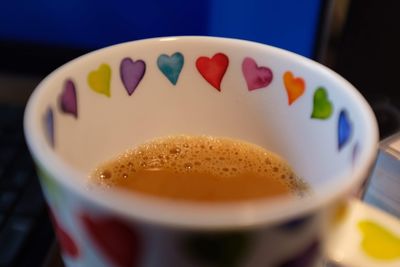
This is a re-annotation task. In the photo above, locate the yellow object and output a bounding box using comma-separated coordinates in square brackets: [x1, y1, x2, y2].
[358, 220, 400, 260]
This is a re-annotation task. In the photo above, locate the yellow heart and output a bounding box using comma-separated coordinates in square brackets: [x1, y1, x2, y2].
[358, 220, 400, 260]
[87, 64, 111, 97]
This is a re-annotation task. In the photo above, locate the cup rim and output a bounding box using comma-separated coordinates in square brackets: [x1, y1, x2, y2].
[23, 36, 379, 229]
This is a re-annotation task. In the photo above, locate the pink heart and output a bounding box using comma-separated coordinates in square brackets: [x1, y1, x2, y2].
[242, 57, 273, 91]
[59, 79, 78, 118]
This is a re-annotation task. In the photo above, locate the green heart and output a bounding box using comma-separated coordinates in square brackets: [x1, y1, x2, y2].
[311, 87, 333, 119]
[182, 232, 251, 267]
[37, 166, 61, 207]
[87, 63, 111, 97]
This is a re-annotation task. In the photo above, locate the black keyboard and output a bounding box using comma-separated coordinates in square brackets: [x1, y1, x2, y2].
[0, 105, 54, 267]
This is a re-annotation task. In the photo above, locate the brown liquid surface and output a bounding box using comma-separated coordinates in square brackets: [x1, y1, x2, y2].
[90, 136, 308, 202]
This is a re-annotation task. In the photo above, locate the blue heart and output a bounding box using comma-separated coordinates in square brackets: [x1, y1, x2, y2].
[157, 52, 184, 85]
[338, 109, 352, 150]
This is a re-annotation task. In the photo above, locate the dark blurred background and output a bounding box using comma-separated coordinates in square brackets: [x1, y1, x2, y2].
[0, 0, 399, 266]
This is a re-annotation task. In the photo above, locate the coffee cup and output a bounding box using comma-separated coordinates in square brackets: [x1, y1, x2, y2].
[25, 37, 396, 267]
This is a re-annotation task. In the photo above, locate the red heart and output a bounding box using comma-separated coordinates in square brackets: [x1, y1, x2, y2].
[80, 214, 141, 267]
[48, 209, 80, 258]
[196, 53, 229, 91]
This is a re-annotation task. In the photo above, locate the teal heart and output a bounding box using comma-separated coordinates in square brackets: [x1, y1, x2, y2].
[157, 52, 184, 85]
[311, 87, 333, 119]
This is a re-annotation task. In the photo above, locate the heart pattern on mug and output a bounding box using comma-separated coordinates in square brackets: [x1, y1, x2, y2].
[157, 52, 184, 85]
[283, 71, 305, 105]
[120, 58, 146, 95]
[59, 79, 78, 118]
[80, 214, 141, 267]
[88, 64, 111, 97]
[44, 107, 55, 148]
[338, 109, 352, 150]
[196, 53, 229, 91]
[242, 57, 273, 91]
[311, 87, 333, 119]
[48, 50, 358, 175]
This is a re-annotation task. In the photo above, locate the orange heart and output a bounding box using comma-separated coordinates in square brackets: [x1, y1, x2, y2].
[283, 71, 305, 105]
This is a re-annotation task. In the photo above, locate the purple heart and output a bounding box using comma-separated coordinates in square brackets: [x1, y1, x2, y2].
[242, 57, 273, 91]
[120, 58, 146, 95]
[44, 107, 55, 148]
[59, 79, 78, 118]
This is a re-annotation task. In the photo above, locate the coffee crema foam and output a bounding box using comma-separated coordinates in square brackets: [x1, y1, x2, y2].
[90, 135, 309, 201]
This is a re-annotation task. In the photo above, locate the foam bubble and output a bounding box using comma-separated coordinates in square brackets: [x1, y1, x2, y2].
[100, 170, 112, 179]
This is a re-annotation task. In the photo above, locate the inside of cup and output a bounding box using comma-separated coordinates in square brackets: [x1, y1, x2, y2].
[26, 37, 377, 197]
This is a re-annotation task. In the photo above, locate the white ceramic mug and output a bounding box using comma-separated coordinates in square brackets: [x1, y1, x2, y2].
[25, 37, 397, 267]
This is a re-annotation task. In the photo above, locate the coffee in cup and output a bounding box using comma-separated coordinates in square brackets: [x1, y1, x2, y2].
[90, 135, 309, 202]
